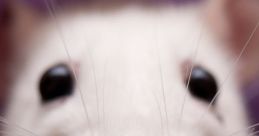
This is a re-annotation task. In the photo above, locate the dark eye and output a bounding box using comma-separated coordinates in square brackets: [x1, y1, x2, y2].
[186, 66, 218, 103]
[39, 64, 74, 103]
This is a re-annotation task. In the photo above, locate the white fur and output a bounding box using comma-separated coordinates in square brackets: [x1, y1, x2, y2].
[5, 4, 249, 136]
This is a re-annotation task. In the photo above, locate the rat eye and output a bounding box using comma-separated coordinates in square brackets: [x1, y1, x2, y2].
[39, 64, 74, 103]
[186, 66, 218, 103]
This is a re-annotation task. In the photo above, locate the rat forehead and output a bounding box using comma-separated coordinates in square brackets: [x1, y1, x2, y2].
[35, 6, 211, 58]
[29, 6, 229, 75]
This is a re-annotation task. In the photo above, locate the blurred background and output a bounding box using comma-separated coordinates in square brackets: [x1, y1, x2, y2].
[0, 0, 259, 134]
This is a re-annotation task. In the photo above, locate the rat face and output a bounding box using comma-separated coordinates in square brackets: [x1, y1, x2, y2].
[4, 1, 259, 136]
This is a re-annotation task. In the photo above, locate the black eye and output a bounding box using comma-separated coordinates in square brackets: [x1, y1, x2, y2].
[39, 64, 74, 103]
[186, 66, 218, 103]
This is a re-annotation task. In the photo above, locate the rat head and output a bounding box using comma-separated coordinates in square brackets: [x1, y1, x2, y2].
[4, 0, 259, 136]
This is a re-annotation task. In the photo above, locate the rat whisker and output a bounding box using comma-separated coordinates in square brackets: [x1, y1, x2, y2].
[178, 23, 204, 136]
[197, 19, 259, 124]
[228, 122, 259, 136]
[0, 116, 38, 136]
[0, 130, 23, 136]
[247, 130, 259, 136]
[156, 45, 169, 136]
[153, 15, 169, 136]
[102, 58, 108, 136]
[43, 0, 93, 136]
[87, 49, 101, 135]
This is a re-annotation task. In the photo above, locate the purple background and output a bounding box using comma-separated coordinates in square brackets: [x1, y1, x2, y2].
[13, 0, 203, 12]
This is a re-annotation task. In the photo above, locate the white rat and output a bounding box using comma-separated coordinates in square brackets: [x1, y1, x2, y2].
[3, 0, 259, 136]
